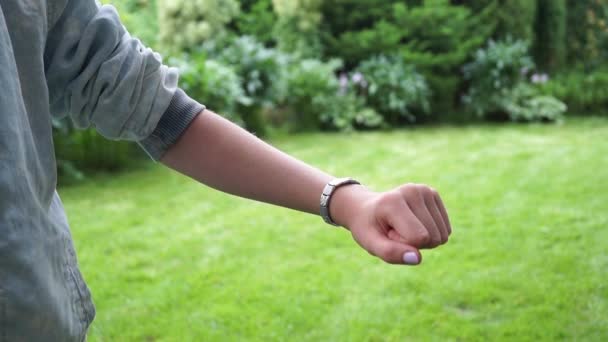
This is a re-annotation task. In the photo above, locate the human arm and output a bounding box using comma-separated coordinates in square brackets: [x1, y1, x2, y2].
[45, 0, 451, 265]
[161, 110, 452, 265]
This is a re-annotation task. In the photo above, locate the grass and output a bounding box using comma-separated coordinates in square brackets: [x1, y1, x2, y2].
[60, 118, 608, 341]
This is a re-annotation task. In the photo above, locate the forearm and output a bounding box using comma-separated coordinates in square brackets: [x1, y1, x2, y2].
[161, 110, 451, 264]
[161, 110, 368, 222]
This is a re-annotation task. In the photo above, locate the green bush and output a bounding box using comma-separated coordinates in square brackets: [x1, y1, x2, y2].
[235, 0, 277, 45]
[158, 0, 240, 52]
[210, 36, 289, 106]
[356, 55, 430, 124]
[285, 58, 382, 131]
[175, 53, 250, 126]
[53, 120, 138, 184]
[272, 0, 324, 57]
[319, 1, 495, 71]
[463, 0, 537, 43]
[540, 70, 608, 114]
[203, 36, 289, 134]
[496, 84, 566, 122]
[463, 39, 565, 122]
[463, 39, 534, 116]
[102, 0, 160, 49]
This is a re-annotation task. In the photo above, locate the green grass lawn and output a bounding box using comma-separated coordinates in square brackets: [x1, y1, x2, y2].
[60, 118, 608, 341]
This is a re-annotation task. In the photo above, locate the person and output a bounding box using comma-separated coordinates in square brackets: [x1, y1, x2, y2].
[0, 1, 452, 340]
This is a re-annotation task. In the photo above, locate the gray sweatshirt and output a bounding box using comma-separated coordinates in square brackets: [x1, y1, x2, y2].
[0, 1, 204, 340]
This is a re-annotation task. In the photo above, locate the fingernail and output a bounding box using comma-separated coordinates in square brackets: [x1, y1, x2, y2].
[403, 252, 420, 265]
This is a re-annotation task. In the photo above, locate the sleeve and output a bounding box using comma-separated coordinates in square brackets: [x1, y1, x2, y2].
[44, 0, 204, 160]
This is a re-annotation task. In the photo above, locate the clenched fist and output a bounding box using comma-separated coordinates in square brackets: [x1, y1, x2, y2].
[329, 183, 452, 265]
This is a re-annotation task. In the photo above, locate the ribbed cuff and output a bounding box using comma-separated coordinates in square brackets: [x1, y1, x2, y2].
[139, 89, 205, 160]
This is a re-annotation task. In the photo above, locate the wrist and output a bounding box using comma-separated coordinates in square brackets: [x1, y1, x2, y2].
[328, 184, 375, 229]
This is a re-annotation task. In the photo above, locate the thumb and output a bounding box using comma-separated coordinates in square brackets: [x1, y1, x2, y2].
[370, 235, 423, 266]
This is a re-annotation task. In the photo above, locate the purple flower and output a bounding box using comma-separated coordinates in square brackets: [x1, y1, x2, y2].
[339, 73, 348, 94]
[531, 73, 549, 84]
[351, 72, 364, 84]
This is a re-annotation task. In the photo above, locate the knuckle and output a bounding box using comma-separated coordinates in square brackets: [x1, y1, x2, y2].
[417, 230, 431, 246]
[378, 191, 403, 209]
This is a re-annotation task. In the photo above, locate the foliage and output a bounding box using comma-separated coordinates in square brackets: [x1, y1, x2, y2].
[462, 0, 537, 43]
[463, 39, 534, 116]
[356, 55, 430, 124]
[540, 70, 608, 114]
[271, 0, 324, 57]
[101, 0, 160, 48]
[175, 53, 250, 126]
[566, 0, 608, 70]
[496, 83, 566, 122]
[209, 36, 289, 107]
[285, 58, 383, 131]
[319, 1, 495, 71]
[319, 0, 399, 69]
[463, 39, 565, 122]
[534, 0, 567, 71]
[53, 119, 137, 184]
[234, 0, 277, 45]
[158, 0, 240, 52]
[202, 36, 290, 134]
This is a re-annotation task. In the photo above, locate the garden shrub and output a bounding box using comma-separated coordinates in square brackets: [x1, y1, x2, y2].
[463, 39, 566, 122]
[205, 36, 290, 134]
[53, 120, 138, 184]
[285, 58, 383, 131]
[355, 55, 430, 124]
[463, 39, 534, 116]
[175, 53, 250, 126]
[101, 0, 160, 48]
[540, 70, 608, 114]
[235, 0, 277, 46]
[272, 0, 323, 57]
[497, 84, 566, 122]
[462, 0, 537, 43]
[158, 0, 240, 52]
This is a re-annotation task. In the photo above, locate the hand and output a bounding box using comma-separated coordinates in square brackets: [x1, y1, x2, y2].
[330, 183, 452, 265]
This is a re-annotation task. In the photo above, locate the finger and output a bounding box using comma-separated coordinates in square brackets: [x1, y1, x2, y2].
[404, 186, 442, 248]
[423, 189, 449, 244]
[433, 191, 452, 235]
[367, 230, 422, 265]
[387, 228, 407, 242]
[380, 197, 430, 248]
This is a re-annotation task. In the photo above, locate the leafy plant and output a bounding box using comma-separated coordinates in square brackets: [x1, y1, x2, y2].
[285, 58, 382, 131]
[272, 0, 323, 57]
[540, 70, 608, 114]
[158, 0, 240, 52]
[356, 55, 431, 124]
[462, 39, 534, 116]
[235, 0, 277, 45]
[497, 84, 566, 122]
[463, 39, 565, 122]
[175, 53, 250, 126]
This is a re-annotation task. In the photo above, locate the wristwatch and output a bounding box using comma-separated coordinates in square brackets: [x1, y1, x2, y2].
[320, 177, 361, 226]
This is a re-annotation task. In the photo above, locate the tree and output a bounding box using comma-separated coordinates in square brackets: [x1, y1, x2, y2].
[534, 0, 567, 71]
